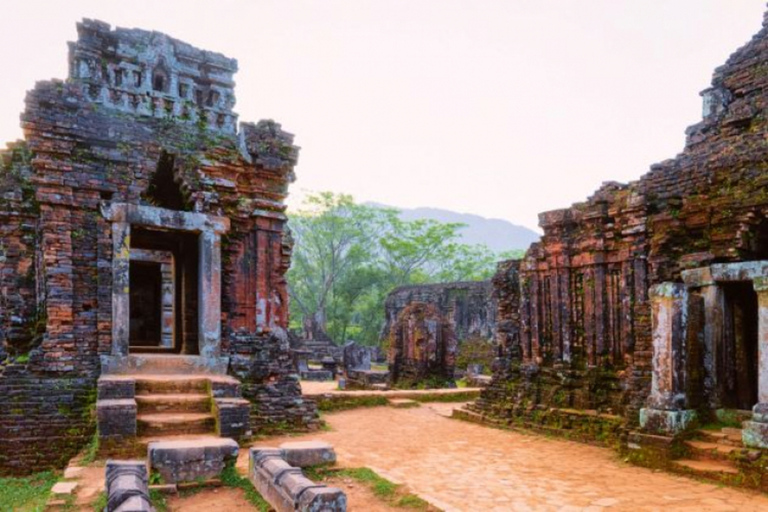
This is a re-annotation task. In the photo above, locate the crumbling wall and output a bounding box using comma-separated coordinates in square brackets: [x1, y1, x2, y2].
[0, 19, 315, 474]
[474, 8, 768, 432]
[387, 302, 457, 388]
[0, 142, 38, 360]
[382, 281, 496, 344]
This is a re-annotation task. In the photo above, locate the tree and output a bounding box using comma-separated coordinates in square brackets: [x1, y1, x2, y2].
[287, 192, 516, 346]
[287, 192, 382, 339]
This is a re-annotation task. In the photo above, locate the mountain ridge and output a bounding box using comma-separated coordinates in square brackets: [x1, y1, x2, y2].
[366, 202, 540, 253]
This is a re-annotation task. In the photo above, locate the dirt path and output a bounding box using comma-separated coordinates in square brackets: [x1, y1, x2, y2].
[243, 402, 768, 511]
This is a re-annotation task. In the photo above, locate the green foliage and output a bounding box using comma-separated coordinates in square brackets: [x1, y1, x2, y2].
[307, 467, 432, 510]
[219, 463, 271, 511]
[316, 395, 389, 412]
[288, 191, 515, 346]
[80, 434, 99, 465]
[91, 491, 108, 511]
[0, 471, 58, 512]
[149, 489, 169, 512]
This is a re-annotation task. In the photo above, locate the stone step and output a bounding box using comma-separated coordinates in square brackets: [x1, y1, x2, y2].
[672, 458, 739, 475]
[684, 440, 740, 461]
[721, 427, 744, 444]
[135, 376, 211, 395]
[137, 413, 216, 436]
[135, 394, 211, 414]
[389, 398, 420, 409]
[101, 354, 229, 375]
[137, 434, 222, 449]
[696, 428, 743, 447]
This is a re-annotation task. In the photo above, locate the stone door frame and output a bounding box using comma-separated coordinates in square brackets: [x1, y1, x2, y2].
[642, 261, 768, 446]
[129, 248, 175, 349]
[102, 202, 230, 360]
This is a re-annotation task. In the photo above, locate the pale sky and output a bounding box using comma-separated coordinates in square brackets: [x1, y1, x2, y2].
[0, 1, 765, 231]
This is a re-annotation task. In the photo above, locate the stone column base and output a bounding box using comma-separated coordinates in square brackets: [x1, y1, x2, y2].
[639, 407, 697, 435]
[742, 421, 768, 448]
[742, 403, 768, 448]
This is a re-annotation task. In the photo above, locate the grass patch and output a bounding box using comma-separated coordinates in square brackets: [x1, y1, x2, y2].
[80, 434, 99, 465]
[316, 395, 389, 412]
[220, 463, 271, 511]
[0, 471, 58, 511]
[410, 390, 480, 403]
[91, 491, 107, 511]
[149, 488, 169, 512]
[307, 466, 434, 511]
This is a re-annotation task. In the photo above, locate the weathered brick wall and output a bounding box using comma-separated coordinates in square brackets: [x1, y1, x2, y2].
[229, 331, 318, 431]
[387, 302, 457, 388]
[0, 19, 316, 474]
[479, 9, 768, 428]
[382, 281, 496, 343]
[0, 143, 39, 360]
[0, 365, 95, 474]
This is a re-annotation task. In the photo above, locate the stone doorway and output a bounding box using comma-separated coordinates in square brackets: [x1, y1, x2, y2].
[642, 261, 768, 447]
[129, 260, 164, 348]
[720, 282, 759, 411]
[101, 202, 230, 374]
[128, 245, 179, 353]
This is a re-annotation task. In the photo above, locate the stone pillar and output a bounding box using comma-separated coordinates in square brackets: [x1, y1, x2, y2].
[682, 267, 724, 410]
[198, 230, 222, 359]
[640, 282, 697, 434]
[700, 284, 724, 409]
[743, 277, 768, 448]
[159, 261, 174, 348]
[112, 222, 131, 357]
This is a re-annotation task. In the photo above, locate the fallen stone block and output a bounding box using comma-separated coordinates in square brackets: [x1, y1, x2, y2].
[51, 481, 78, 495]
[250, 447, 346, 512]
[389, 398, 420, 409]
[148, 437, 238, 484]
[301, 369, 334, 381]
[279, 440, 336, 467]
[346, 369, 389, 389]
[105, 460, 151, 512]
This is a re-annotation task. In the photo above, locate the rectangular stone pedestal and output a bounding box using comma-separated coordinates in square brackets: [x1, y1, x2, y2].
[149, 437, 239, 484]
[639, 407, 696, 435]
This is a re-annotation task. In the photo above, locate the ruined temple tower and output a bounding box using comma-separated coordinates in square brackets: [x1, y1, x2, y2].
[0, 20, 317, 474]
[458, 6, 768, 485]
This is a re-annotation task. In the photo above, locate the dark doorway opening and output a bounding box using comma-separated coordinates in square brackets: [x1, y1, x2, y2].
[130, 227, 200, 355]
[144, 152, 188, 211]
[129, 261, 162, 347]
[720, 282, 759, 410]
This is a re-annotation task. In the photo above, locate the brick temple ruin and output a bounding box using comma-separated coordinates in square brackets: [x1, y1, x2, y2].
[382, 281, 496, 344]
[383, 281, 496, 387]
[454, 8, 768, 486]
[0, 20, 317, 474]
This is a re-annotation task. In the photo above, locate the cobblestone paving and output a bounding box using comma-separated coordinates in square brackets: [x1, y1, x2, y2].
[244, 402, 768, 511]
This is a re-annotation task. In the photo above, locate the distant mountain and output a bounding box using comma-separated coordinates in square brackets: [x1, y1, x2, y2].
[367, 203, 540, 253]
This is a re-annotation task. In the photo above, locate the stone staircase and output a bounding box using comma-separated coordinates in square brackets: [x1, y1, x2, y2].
[671, 427, 743, 477]
[135, 377, 217, 438]
[97, 371, 251, 455]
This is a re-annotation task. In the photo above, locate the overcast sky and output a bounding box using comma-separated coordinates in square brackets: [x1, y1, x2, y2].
[0, 1, 765, 231]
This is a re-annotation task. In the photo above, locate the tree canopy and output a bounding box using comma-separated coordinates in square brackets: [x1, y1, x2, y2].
[287, 192, 523, 346]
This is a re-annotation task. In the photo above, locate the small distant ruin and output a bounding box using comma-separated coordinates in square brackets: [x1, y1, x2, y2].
[382, 281, 495, 387]
[386, 302, 457, 388]
[382, 281, 496, 344]
[0, 20, 316, 474]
